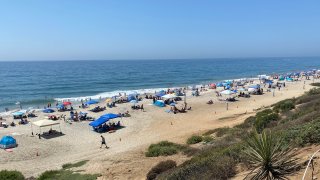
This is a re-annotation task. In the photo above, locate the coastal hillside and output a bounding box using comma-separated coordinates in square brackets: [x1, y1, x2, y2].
[144, 83, 320, 180]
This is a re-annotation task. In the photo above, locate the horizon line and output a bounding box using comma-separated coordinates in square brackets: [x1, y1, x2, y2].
[0, 56, 319, 62]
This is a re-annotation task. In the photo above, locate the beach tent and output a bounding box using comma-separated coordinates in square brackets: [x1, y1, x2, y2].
[43, 108, 55, 113]
[127, 95, 136, 102]
[155, 90, 166, 97]
[154, 100, 165, 107]
[56, 104, 64, 110]
[12, 110, 27, 116]
[85, 100, 99, 105]
[162, 94, 177, 99]
[32, 119, 61, 134]
[0, 136, 17, 149]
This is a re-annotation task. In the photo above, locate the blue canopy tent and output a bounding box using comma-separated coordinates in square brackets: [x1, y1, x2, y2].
[89, 113, 120, 127]
[154, 100, 165, 107]
[100, 113, 119, 119]
[85, 100, 99, 105]
[43, 108, 55, 113]
[89, 116, 110, 127]
[0, 136, 17, 149]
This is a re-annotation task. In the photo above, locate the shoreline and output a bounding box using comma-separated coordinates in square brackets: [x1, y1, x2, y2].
[0, 75, 317, 178]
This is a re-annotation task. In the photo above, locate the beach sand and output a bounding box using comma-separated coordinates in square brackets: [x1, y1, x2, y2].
[0, 78, 317, 179]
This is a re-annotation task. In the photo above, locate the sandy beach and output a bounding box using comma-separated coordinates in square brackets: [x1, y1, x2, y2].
[0, 78, 317, 179]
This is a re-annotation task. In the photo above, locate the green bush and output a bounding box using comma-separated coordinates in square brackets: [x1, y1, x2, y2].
[147, 160, 177, 180]
[146, 141, 186, 157]
[308, 88, 320, 95]
[162, 154, 236, 180]
[311, 83, 320, 87]
[0, 170, 24, 180]
[202, 136, 214, 143]
[38, 170, 99, 180]
[187, 135, 203, 144]
[273, 99, 295, 113]
[254, 109, 279, 133]
[234, 116, 255, 129]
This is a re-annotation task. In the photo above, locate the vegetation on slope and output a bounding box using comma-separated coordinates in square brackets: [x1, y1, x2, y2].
[148, 86, 320, 179]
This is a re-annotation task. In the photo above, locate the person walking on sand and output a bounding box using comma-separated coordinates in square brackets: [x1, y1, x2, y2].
[100, 135, 109, 148]
[141, 104, 144, 111]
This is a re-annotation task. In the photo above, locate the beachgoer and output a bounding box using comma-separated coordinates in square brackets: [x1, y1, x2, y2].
[100, 135, 108, 148]
[141, 104, 144, 111]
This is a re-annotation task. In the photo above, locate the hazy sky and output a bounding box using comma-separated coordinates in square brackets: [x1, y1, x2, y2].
[1, 0, 320, 61]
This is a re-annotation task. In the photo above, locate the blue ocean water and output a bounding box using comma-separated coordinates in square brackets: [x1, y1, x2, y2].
[0, 57, 319, 111]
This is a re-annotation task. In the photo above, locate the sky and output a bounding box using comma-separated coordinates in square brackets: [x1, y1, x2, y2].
[0, 0, 320, 61]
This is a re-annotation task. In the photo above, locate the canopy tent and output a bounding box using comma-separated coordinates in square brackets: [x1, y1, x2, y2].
[0, 136, 17, 149]
[85, 100, 99, 105]
[154, 100, 165, 107]
[32, 119, 61, 134]
[100, 113, 119, 119]
[162, 94, 177, 99]
[89, 116, 110, 127]
[33, 119, 60, 127]
[43, 108, 55, 113]
[89, 113, 120, 127]
[63, 101, 72, 106]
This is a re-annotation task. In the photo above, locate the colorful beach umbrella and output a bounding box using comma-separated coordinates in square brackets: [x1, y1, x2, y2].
[63, 101, 72, 106]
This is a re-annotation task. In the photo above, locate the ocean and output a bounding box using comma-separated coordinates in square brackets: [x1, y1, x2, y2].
[0, 57, 319, 112]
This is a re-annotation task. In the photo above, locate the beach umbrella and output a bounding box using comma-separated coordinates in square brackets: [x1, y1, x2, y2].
[0, 136, 17, 149]
[63, 101, 72, 106]
[43, 108, 55, 113]
[220, 90, 235, 95]
[86, 100, 99, 105]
